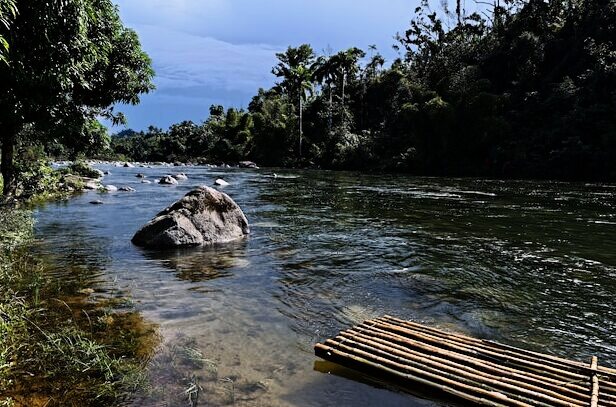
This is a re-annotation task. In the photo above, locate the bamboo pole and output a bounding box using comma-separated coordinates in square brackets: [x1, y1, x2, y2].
[592, 356, 599, 407]
[316, 343, 531, 406]
[367, 319, 587, 382]
[379, 316, 594, 379]
[341, 329, 589, 405]
[325, 338, 554, 406]
[315, 343, 514, 406]
[382, 316, 616, 382]
[314, 318, 616, 406]
[353, 321, 616, 406]
[331, 334, 584, 406]
[351, 324, 594, 400]
[378, 318, 616, 396]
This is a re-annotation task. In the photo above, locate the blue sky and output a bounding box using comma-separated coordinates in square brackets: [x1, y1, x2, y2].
[112, 0, 420, 131]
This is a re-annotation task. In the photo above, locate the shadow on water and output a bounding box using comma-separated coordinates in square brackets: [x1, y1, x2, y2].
[313, 361, 462, 407]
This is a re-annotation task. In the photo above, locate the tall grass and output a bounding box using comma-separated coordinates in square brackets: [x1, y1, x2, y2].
[0, 209, 155, 406]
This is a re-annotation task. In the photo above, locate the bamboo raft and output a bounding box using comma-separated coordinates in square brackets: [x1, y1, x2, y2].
[314, 315, 616, 406]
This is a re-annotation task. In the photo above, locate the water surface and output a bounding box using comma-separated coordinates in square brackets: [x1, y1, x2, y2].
[33, 166, 616, 406]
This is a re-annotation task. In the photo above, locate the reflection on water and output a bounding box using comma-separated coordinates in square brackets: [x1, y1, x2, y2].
[32, 165, 616, 406]
[139, 240, 249, 284]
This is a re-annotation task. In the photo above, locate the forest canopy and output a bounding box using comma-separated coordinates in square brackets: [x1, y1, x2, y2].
[111, 0, 616, 181]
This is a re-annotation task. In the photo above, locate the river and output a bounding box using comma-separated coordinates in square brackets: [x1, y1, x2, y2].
[32, 165, 616, 406]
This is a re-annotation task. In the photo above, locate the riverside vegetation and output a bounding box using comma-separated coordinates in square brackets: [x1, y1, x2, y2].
[0, 0, 158, 405]
[110, 0, 616, 181]
[0, 209, 159, 406]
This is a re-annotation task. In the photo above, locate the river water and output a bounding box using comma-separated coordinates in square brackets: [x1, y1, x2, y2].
[33, 165, 616, 406]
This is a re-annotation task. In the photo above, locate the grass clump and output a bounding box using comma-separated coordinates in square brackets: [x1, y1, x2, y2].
[0, 208, 156, 406]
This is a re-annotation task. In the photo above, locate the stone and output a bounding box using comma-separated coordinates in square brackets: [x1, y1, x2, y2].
[103, 185, 118, 192]
[159, 175, 178, 185]
[239, 161, 259, 169]
[123, 162, 135, 168]
[136, 173, 146, 178]
[119, 186, 136, 192]
[173, 173, 188, 180]
[84, 180, 101, 190]
[215, 178, 229, 186]
[90, 200, 104, 205]
[132, 186, 249, 248]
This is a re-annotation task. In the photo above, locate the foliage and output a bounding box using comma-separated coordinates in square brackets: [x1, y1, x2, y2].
[111, 0, 616, 181]
[64, 160, 102, 179]
[0, 0, 154, 195]
[0, 0, 16, 63]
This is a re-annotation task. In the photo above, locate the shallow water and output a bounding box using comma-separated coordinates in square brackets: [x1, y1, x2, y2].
[33, 166, 616, 406]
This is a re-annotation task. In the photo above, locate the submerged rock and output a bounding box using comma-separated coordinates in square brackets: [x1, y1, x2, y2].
[119, 186, 136, 192]
[173, 172, 188, 180]
[159, 175, 178, 185]
[132, 186, 249, 248]
[123, 162, 135, 168]
[215, 178, 229, 186]
[102, 185, 118, 192]
[90, 200, 104, 205]
[136, 173, 146, 178]
[141, 180, 152, 184]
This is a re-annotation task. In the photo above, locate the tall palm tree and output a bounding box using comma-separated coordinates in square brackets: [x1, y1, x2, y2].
[272, 45, 316, 157]
[313, 55, 338, 131]
[333, 47, 366, 103]
[291, 65, 313, 157]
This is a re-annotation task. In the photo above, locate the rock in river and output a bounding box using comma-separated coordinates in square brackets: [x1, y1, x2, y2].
[239, 160, 258, 169]
[119, 186, 136, 192]
[159, 175, 178, 185]
[215, 178, 229, 186]
[132, 186, 250, 248]
[173, 172, 188, 180]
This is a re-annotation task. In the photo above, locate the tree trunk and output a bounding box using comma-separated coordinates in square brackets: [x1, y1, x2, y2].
[342, 72, 346, 104]
[1, 129, 17, 197]
[328, 85, 333, 131]
[299, 95, 303, 158]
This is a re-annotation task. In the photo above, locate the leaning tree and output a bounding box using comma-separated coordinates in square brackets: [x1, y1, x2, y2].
[0, 0, 154, 196]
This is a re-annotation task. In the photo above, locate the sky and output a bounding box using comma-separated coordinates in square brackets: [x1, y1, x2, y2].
[111, 0, 420, 131]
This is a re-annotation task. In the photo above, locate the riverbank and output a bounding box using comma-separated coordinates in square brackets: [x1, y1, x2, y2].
[0, 208, 159, 406]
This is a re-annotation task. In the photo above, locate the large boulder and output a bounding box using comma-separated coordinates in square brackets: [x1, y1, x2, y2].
[132, 186, 250, 248]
